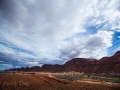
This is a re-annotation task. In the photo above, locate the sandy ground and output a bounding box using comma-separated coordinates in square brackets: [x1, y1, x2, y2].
[0, 72, 119, 90]
[78, 79, 120, 86]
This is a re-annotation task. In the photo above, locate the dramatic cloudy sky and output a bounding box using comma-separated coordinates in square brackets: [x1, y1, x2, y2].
[0, 0, 120, 70]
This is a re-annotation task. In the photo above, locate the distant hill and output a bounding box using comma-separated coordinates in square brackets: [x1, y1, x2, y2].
[5, 51, 120, 75]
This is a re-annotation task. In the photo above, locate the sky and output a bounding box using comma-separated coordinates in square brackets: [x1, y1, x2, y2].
[0, 0, 120, 70]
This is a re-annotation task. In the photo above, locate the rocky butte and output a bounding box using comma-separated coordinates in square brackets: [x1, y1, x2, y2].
[5, 51, 120, 75]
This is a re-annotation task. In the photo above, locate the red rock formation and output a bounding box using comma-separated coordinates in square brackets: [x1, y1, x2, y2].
[93, 51, 120, 74]
[5, 51, 120, 75]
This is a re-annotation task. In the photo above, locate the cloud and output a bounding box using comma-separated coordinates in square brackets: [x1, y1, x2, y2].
[84, 31, 113, 58]
[0, 0, 89, 52]
[59, 31, 113, 61]
[0, 0, 120, 70]
[0, 0, 93, 56]
[0, 64, 13, 71]
[86, 31, 113, 50]
[118, 36, 120, 38]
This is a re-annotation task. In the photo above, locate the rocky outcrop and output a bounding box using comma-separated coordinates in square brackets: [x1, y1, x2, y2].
[58, 58, 97, 73]
[39, 64, 62, 72]
[5, 51, 120, 74]
[93, 51, 120, 74]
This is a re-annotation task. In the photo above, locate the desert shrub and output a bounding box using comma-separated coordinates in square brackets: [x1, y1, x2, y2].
[91, 76, 96, 79]
[27, 73, 36, 74]
[13, 72, 15, 74]
[54, 74, 83, 81]
[87, 74, 90, 78]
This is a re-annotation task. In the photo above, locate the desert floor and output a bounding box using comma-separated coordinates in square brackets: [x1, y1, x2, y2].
[0, 72, 120, 90]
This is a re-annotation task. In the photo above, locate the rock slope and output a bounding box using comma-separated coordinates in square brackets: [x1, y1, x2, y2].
[5, 51, 120, 74]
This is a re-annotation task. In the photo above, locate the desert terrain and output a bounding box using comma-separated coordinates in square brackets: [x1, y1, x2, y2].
[2, 51, 120, 90]
[0, 72, 120, 90]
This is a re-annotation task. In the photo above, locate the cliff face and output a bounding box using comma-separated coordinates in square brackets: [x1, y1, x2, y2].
[5, 51, 120, 74]
[58, 58, 97, 73]
[40, 64, 62, 72]
[93, 51, 120, 73]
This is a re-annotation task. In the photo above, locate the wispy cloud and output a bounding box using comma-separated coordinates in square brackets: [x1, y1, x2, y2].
[0, 0, 120, 70]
